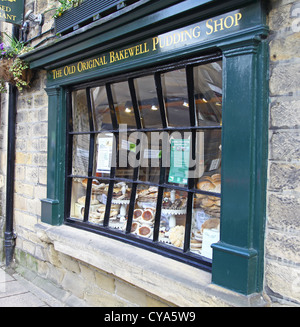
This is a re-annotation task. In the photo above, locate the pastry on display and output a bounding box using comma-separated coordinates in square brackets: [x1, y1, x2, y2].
[77, 195, 100, 205]
[88, 203, 120, 224]
[194, 174, 221, 219]
[137, 186, 158, 202]
[169, 225, 185, 248]
[131, 221, 140, 234]
[137, 225, 153, 238]
[133, 208, 143, 220]
[190, 239, 202, 251]
[200, 217, 220, 233]
[75, 195, 101, 219]
[197, 173, 221, 193]
[81, 178, 109, 192]
[162, 194, 187, 210]
[140, 208, 155, 224]
[132, 208, 155, 227]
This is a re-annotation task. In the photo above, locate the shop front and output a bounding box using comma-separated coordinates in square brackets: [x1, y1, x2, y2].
[22, 0, 269, 299]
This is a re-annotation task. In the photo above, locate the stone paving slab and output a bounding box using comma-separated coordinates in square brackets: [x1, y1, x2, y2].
[0, 264, 64, 307]
[0, 263, 88, 307]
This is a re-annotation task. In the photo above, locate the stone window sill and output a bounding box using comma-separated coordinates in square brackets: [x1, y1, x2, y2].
[35, 223, 268, 307]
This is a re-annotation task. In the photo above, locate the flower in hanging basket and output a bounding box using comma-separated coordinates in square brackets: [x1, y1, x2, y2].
[0, 33, 33, 93]
[53, 0, 83, 18]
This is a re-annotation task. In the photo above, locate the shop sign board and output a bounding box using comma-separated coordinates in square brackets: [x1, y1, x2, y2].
[48, 5, 260, 82]
[0, 0, 24, 25]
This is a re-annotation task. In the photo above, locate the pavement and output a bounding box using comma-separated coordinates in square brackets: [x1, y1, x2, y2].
[0, 263, 88, 307]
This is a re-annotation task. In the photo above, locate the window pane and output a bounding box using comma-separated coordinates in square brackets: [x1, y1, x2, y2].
[108, 181, 132, 231]
[159, 189, 188, 248]
[131, 184, 158, 238]
[115, 132, 139, 179]
[88, 180, 109, 225]
[192, 193, 220, 259]
[165, 130, 191, 186]
[72, 134, 90, 176]
[111, 81, 136, 128]
[134, 75, 162, 128]
[72, 89, 90, 132]
[139, 131, 162, 184]
[91, 86, 113, 131]
[161, 69, 190, 127]
[69, 177, 87, 220]
[194, 61, 222, 126]
[196, 129, 222, 183]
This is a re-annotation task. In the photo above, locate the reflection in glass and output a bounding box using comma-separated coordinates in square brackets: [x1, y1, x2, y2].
[115, 132, 139, 179]
[111, 81, 136, 128]
[69, 178, 87, 220]
[197, 129, 222, 179]
[134, 75, 163, 128]
[161, 69, 190, 127]
[72, 89, 89, 132]
[72, 134, 90, 176]
[159, 189, 187, 249]
[139, 132, 161, 184]
[194, 61, 222, 126]
[91, 86, 113, 131]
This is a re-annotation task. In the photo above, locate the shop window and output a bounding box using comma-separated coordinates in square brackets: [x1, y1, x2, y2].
[66, 56, 222, 269]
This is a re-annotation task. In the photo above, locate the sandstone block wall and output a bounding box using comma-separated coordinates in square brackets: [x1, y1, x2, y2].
[265, 0, 300, 306]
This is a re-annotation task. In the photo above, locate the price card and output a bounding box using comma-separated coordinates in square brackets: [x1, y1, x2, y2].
[201, 229, 220, 259]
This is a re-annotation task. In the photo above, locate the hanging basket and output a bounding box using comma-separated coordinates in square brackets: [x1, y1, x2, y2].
[0, 58, 15, 84]
[0, 57, 33, 89]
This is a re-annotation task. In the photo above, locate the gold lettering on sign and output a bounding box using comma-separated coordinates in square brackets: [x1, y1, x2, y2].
[50, 11, 244, 81]
[206, 13, 242, 35]
[109, 42, 149, 63]
[0, 2, 17, 21]
[152, 26, 201, 51]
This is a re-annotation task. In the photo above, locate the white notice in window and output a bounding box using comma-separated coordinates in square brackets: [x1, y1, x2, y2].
[97, 136, 113, 174]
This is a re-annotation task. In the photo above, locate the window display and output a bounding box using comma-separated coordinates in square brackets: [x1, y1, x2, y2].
[66, 56, 222, 266]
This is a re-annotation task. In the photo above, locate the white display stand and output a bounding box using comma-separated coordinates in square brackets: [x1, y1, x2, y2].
[112, 199, 130, 221]
[161, 208, 186, 228]
[162, 190, 186, 228]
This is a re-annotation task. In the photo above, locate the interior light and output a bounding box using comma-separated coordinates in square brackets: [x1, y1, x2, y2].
[125, 107, 132, 113]
[202, 97, 208, 103]
[151, 105, 158, 111]
[183, 101, 189, 107]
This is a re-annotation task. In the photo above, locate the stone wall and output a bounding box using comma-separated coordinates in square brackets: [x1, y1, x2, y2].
[265, 0, 300, 306]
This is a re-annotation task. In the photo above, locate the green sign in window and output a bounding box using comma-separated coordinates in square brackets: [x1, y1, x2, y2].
[0, 0, 24, 25]
[168, 139, 191, 185]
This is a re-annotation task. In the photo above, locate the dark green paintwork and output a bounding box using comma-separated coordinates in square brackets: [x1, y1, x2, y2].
[23, 0, 269, 295]
[0, 0, 24, 25]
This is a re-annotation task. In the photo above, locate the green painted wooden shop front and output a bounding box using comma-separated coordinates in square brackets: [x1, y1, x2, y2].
[23, 0, 269, 295]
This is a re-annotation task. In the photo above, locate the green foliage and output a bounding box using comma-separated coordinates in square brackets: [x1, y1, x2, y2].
[53, 0, 83, 18]
[0, 33, 33, 93]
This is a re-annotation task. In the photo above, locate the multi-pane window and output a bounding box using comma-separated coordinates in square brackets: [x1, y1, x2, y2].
[66, 55, 222, 270]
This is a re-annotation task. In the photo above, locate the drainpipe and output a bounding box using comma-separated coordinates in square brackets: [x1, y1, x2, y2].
[4, 26, 19, 267]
